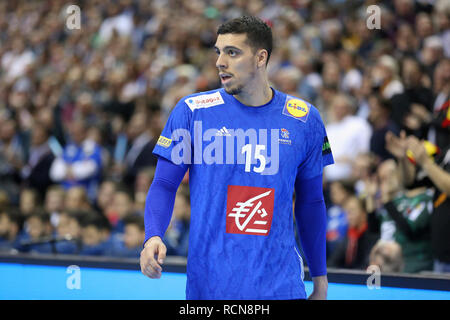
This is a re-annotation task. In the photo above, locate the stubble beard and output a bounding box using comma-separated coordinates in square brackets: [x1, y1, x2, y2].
[224, 69, 256, 96]
[224, 84, 244, 95]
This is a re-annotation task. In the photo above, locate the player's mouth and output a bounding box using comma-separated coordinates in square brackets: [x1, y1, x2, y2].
[219, 73, 233, 84]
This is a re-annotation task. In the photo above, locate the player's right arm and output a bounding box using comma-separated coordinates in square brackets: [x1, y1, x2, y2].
[140, 157, 188, 279]
[141, 96, 193, 278]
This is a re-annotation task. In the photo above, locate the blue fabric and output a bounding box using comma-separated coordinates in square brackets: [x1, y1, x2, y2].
[326, 205, 348, 257]
[143, 157, 187, 244]
[294, 174, 328, 277]
[152, 88, 334, 299]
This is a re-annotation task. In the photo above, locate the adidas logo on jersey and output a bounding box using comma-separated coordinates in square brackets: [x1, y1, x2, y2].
[215, 126, 232, 136]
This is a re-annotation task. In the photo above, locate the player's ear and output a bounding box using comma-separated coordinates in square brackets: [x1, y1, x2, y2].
[256, 49, 268, 68]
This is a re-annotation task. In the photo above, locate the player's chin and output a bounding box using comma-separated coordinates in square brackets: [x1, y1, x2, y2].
[224, 83, 242, 95]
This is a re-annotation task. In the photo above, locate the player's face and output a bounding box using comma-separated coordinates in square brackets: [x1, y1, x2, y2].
[214, 33, 258, 95]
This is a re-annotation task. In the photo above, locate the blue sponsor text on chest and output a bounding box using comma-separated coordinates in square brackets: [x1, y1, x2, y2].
[170, 121, 283, 175]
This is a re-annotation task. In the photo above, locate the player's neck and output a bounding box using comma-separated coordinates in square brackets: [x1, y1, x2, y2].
[233, 78, 273, 107]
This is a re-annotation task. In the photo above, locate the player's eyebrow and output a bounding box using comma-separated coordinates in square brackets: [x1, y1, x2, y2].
[214, 45, 242, 53]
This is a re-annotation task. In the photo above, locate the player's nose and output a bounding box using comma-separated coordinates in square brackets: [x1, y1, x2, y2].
[216, 53, 227, 70]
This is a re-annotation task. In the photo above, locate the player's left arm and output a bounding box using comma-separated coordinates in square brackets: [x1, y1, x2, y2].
[294, 107, 334, 300]
[294, 173, 328, 300]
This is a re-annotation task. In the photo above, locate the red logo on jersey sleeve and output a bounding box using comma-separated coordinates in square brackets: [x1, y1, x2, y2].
[226, 185, 275, 236]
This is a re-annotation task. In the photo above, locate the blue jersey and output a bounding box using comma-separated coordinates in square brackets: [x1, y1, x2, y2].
[60, 140, 102, 200]
[153, 88, 334, 299]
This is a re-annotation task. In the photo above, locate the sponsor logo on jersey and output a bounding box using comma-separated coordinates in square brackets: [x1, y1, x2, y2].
[157, 135, 172, 148]
[282, 97, 310, 122]
[226, 185, 275, 236]
[215, 126, 232, 136]
[171, 122, 280, 175]
[279, 128, 291, 145]
[322, 136, 331, 155]
[185, 91, 225, 111]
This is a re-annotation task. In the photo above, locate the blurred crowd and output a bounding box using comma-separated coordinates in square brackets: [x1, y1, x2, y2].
[0, 0, 449, 274]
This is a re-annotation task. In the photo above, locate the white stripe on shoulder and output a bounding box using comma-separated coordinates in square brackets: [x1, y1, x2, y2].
[184, 91, 225, 111]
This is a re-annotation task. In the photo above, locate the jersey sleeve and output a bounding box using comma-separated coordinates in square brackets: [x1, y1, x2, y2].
[296, 110, 334, 180]
[153, 98, 193, 165]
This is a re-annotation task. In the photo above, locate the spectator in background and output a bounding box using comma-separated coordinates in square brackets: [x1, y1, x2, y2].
[324, 94, 372, 182]
[64, 186, 91, 212]
[420, 36, 444, 76]
[112, 112, 157, 186]
[133, 167, 155, 213]
[385, 130, 450, 273]
[326, 180, 351, 259]
[0, 210, 23, 253]
[72, 92, 101, 128]
[328, 196, 378, 270]
[160, 65, 198, 118]
[352, 152, 378, 197]
[105, 187, 135, 234]
[49, 119, 102, 202]
[19, 188, 40, 217]
[20, 122, 55, 197]
[434, 0, 450, 57]
[405, 137, 450, 274]
[390, 57, 433, 139]
[164, 187, 190, 257]
[415, 13, 434, 45]
[316, 83, 338, 123]
[371, 55, 404, 100]
[109, 214, 145, 258]
[427, 58, 450, 149]
[79, 214, 112, 256]
[394, 23, 419, 60]
[292, 50, 322, 103]
[44, 185, 65, 228]
[369, 240, 404, 273]
[371, 159, 434, 273]
[55, 210, 83, 254]
[0, 191, 9, 212]
[0, 118, 25, 205]
[1, 37, 35, 82]
[21, 211, 53, 254]
[272, 66, 302, 98]
[338, 49, 362, 97]
[94, 180, 118, 217]
[367, 94, 400, 162]
[393, 0, 416, 29]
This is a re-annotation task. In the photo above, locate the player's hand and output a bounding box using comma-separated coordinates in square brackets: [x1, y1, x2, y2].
[308, 275, 328, 300]
[140, 236, 167, 279]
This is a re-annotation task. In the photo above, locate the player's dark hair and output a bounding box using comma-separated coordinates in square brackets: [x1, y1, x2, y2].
[217, 15, 273, 65]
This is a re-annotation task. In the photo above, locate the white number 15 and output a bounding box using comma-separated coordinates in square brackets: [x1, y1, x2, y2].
[242, 144, 266, 173]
